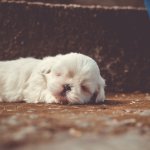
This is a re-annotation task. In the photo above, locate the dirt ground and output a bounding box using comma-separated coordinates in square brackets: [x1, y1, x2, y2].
[0, 92, 150, 150]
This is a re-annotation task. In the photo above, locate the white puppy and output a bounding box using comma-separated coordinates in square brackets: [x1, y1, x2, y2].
[0, 53, 105, 104]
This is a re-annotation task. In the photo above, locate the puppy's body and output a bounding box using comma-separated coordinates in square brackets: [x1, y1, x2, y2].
[0, 53, 105, 104]
[0, 58, 40, 102]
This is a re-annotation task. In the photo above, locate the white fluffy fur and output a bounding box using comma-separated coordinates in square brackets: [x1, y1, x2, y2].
[0, 53, 105, 104]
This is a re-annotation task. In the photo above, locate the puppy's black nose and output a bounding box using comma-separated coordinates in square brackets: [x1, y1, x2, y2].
[63, 84, 71, 92]
[61, 84, 71, 96]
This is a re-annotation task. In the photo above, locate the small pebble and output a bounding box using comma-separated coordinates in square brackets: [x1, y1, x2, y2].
[140, 110, 150, 116]
[13, 126, 36, 141]
[69, 128, 82, 137]
[130, 101, 136, 104]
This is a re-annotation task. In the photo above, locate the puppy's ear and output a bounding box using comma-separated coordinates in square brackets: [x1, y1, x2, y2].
[95, 77, 106, 103]
[39, 55, 63, 74]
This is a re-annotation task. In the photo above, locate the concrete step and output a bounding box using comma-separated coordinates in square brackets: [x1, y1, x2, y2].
[0, 0, 150, 92]
[1, 0, 145, 7]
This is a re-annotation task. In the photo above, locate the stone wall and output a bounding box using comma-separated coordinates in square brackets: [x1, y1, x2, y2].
[0, 1, 150, 92]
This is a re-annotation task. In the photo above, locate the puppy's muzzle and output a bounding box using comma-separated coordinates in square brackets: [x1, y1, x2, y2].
[57, 84, 71, 104]
[61, 84, 71, 96]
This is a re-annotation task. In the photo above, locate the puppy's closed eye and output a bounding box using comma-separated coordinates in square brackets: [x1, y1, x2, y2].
[81, 85, 91, 95]
[45, 70, 51, 74]
[55, 72, 61, 77]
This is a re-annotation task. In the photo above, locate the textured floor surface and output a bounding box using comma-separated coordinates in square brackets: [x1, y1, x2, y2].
[0, 92, 150, 150]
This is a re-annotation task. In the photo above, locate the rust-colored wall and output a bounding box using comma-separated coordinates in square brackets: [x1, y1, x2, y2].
[0, 1, 150, 92]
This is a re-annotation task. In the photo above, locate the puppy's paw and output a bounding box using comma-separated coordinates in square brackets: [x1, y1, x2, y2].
[41, 90, 58, 103]
[95, 77, 105, 103]
[95, 86, 105, 103]
[96, 91, 105, 103]
[44, 96, 58, 104]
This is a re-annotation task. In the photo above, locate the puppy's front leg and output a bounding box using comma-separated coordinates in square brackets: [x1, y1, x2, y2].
[40, 89, 58, 103]
[23, 73, 56, 103]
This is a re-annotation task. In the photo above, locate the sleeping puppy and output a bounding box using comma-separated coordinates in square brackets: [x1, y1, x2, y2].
[0, 53, 105, 104]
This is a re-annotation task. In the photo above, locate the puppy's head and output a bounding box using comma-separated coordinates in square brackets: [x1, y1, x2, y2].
[45, 53, 105, 104]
